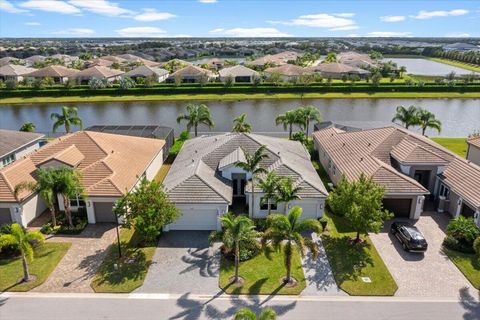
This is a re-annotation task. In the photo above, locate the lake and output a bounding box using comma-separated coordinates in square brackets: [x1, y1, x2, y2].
[382, 58, 475, 76]
[1, 98, 478, 137]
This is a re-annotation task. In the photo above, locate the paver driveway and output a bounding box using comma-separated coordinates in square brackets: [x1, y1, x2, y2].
[370, 212, 476, 298]
[137, 231, 221, 294]
[32, 224, 117, 293]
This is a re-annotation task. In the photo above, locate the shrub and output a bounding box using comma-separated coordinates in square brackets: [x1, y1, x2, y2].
[5, 79, 17, 90]
[253, 218, 269, 232]
[32, 78, 45, 90]
[0, 223, 20, 256]
[444, 216, 480, 252]
[443, 235, 475, 253]
[221, 237, 260, 262]
[292, 131, 307, 144]
[474, 237, 480, 257]
[119, 76, 136, 90]
[40, 209, 88, 235]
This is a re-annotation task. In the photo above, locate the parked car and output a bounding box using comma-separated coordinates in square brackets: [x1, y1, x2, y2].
[390, 222, 428, 252]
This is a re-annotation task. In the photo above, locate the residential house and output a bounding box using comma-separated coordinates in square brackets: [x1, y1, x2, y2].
[84, 58, 115, 68]
[168, 65, 215, 83]
[313, 123, 480, 225]
[0, 129, 44, 169]
[0, 131, 165, 226]
[443, 43, 480, 52]
[115, 54, 159, 67]
[24, 55, 46, 67]
[218, 65, 259, 83]
[25, 65, 78, 84]
[248, 51, 300, 68]
[264, 64, 312, 81]
[337, 51, 375, 69]
[124, 65, 169, 83]
[311, 62, 370, 79]
[160, 59, 193, 72]
[74, 66, 124, 84]
[466, 136, 480, 166]
[163, 133, 328, 231]
[0, 57, 24, 67]
[0, 64, 36, 82]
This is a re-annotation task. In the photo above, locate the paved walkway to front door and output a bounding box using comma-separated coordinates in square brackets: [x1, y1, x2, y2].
[32, 224, 117, 293]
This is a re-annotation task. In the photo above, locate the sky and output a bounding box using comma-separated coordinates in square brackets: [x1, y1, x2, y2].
[0, 0, 479, 38]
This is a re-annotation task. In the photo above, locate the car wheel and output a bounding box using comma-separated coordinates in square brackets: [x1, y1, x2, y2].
[402, 243, 408, 251]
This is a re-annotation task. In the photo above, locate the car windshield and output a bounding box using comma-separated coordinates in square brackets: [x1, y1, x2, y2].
[404, 227, 424, 240]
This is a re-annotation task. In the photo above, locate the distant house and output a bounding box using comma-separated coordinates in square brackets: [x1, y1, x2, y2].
[0, 131, 165, 226]
[25, 65, 78, 84]
[338, 51, 375, 68]
[218, 65, 259, 83]
[466, 136, 480, 166]
[116, 54, 159, 67]
[311, 62, 370, 79]
[168, 65, 215, 83]
[264, 64, 312, 80]
[25, 55, 46, 66]
[443, 42, 480, 52]
[74, 66, 124, 84]
[160, 59, 193, 72]
[124, 65, 169, 83]
[199, 58, 225, 70]
[0, 129, 44, 169]
[84, 58, 115, 68]
[0, 64, 36, 82]
[0, 57, 23, 67]
[248, 51, 300, 68]
[49, 54, 79, 65]
[99, 55, 128, 64]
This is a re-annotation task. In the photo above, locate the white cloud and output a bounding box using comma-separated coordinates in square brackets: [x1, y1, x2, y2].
[52, 28, 95, 35]
[116, 26, 166, 37]
[367, 31, 412, 37]
[380, 15, 405, 22]
[346, 34, 360, 37]
[329, 25, 359, 31]
[210, 27, 291, 37]
[68, 0, 132, 16]
[411, 9, 468, 20]
[446, 32, 471, 37]
[20, 0, 80, 14]
[134, 9, 176, 21]
[198, 0, 217, 3]
[0, 0, 27, 13]
[335, 13, 355, 18]
[26, 21, 41, 26]
[276, 13, 358, 31]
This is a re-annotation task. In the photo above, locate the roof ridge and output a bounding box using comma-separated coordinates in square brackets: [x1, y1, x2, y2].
[83, 131, 110, 156]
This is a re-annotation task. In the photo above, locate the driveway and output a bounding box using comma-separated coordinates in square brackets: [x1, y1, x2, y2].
[137, 231, 221, 294]
[370, 212, 476, 298]
[32, 224, 117, 293]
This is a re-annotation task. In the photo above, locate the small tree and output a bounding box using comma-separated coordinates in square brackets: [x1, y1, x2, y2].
[392, 105, 420, 130]
[198, 73, 209, 87]
[232, 113, 252, 133]
[54, 168, 85, 227]
[5, 79, 17, 90]
[371, 73, 382, 87]
[114, 178, 179, 245]
[176, 103, 215, 137]
[328, 174, 392, 243]
[19, 122, 36, 132]
[119, 76, 136, 90]
[51, 106, 83, 133]
[257, 171, 281, 215]
[0, 224, 44, 282]
[224, 75, 234, 88]
[275, 177, 302, 213]
[234, 307, 277, 320]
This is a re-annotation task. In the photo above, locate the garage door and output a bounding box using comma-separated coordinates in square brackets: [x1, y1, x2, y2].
[297, 203, 318, 220]
[383, 198, 412, 218]
[94, 202, 117, 223]
[0, 208, 12, 225]
[169, 208, 218, 230]
[461, 204, 475, 218]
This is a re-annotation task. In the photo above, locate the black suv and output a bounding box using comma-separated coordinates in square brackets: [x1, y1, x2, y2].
[390, 222, 428, 252]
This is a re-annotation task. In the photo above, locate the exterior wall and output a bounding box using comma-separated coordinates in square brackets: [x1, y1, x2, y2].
[0, 140, 41, 169]
[447, 192, 461, 218]
[2, 195, 48, 227]
[219, 75, 253, 83]
[158, 73, 169, 83]
[315, 140, 341, 185]
[145, 149, 164, 180]
[220, 165, 251, 180]
[466, 144, 480, 166]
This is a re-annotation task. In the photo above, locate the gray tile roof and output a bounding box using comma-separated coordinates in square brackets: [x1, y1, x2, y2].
[124, 65, 169, 78]
[0, 129, 44, 158]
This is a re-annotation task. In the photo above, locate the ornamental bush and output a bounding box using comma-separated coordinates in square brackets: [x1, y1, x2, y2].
[444, 216, 480, 253]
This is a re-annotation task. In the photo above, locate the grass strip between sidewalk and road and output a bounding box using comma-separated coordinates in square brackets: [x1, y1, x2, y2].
[0, 242, 71, 292]
[443, 248, 480, 290]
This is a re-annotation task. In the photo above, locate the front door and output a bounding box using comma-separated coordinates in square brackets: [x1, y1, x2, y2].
[232, 173, 246, 197]
[414, 170, 431, 190]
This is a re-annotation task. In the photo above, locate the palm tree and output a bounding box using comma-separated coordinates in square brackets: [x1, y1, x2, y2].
[275, 109, 304, 139]
[262, 206, 321, 285]
[275, 177, 302, 214]
[257, 171, 280, 215]
[209, 213, 257, 284]
[236, 146, 269, 218]
[54, 168, 85, 227]
[234, 307, 277, 320]
[0, 224, 44, 282]
[232, 113, 252, 133]
[51, 106, 83, 133]
[14, 169, 58, 226]
[19, 122, 36, 132]
[417, 108, 442, 136]
[300, 106, 322, 137]
[398, 66, 407, 77]
[176, 103, 215, 137]
[392, 105, 420, 130]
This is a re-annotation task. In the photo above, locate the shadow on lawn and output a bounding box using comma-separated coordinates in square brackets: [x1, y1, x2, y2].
[459, 287, 480, 320]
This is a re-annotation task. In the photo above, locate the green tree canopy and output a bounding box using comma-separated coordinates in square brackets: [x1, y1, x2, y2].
[391, 105, 420, 130]
[234, 307, 277, 320]
[19, 122, 36, 132]
[416, 108, 441, 136]
[50, 106, 83, 133]
[176, 103, 215, 137]
[232, 113, 252, 133]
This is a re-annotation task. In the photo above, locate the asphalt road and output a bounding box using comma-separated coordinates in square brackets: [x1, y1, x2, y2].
[1, 292, 479, 320]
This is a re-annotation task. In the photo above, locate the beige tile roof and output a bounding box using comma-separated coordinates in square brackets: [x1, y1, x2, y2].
[85, 58, 114, 68]
[124, 65, 169, 78]
[25, 65, 78, 78]
[265, 64, 312, 76]
[169, 65, 214, 78]
[0, 131, 164, 202]
[390, 139, 449, 165]
[467, 136, 480, 149]
[248, 51, 300, 66]
[0, 64, 36, 76]
[218, 65, 259, 78]
[74, 66, 124, 79]
[311, 62, 369, 74]
[442, 158, 480, 208]
[0, 129, 44, 158]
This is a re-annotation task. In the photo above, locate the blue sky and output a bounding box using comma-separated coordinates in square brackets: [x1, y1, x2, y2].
[0, 0, 479, 38]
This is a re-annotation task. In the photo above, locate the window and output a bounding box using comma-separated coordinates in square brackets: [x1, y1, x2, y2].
[333, 165, 337, 176]
[70, 195, 86, 207]
[270, 201, 277, 211]
[439, 184, 450, 198]
[2, 154, 15, 167]
[260, 197, 277, 211]
[328, 159, 332, 170]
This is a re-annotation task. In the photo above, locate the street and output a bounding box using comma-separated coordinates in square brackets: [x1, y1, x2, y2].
[1, 291, 478, 320]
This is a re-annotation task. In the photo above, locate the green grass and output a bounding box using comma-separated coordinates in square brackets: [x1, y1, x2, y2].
[0, 242, 71, 292]
[312, 160, 333, 186]
[429, 58, 480, 73]
[91, 227, 156, 293]
[1, 91, 480, 105]
[321, 212, 398, 296]
[431, 138, 468, 157]
[444, 248, 480, 289]
[219, 245, 306, 295]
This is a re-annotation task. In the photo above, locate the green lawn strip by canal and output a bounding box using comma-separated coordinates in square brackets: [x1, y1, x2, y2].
[431, 138, 468, 158]
[429, 58, 480, 73]
[443, 248, 480, 290]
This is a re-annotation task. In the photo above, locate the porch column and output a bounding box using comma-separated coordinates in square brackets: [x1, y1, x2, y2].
[454, 198, 462, 218]
[86, 200, 96, 224]
[475, 209, 480, 227]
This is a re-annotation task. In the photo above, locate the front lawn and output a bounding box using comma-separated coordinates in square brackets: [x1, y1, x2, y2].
[444, 248, 480, 289]
[219, 245, 306, 295]
[0, 242, 71, 292]
[321, 212, 398, 296]
[91, 227, 156, 293]
[431, 138, 468, 158]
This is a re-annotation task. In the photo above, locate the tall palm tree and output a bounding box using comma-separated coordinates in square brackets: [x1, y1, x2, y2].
[54, 168, 85, 227]
[262, 206, 321, 284]
[275, 177, 302, 214]
[275, 109, 304, 139]
[391, 105, 419, 130]
[300, 106, 322, 137]
[257, 171, 280, 215]
[14, 168, 58, 226]
[234, 307, 277, 320]
[417, 108, 442, 136]
[236, 146, 269, 218]
[0, 224, 44, 282]
[51, 106, 83, 133]
[209, 213, 257, 284]
[19, 122, 36, 132]
[232, 113, 252, 133]
[176, 103, 215, 137]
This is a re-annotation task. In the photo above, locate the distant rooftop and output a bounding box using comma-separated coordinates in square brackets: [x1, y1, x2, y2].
[0, 129, 44, 158]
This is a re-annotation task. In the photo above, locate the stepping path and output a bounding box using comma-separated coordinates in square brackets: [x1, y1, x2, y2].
[32, 224, 117, 293]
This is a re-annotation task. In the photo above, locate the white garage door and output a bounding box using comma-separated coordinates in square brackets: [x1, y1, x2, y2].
[297, 203, 318, 220]
[169, 208, 218, 230]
